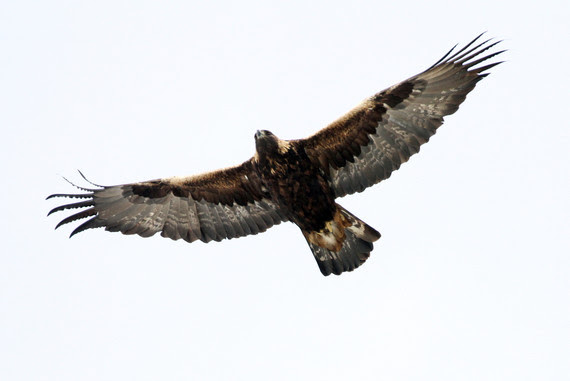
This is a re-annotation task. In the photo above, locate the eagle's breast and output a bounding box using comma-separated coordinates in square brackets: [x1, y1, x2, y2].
[256, 142, 336, 232]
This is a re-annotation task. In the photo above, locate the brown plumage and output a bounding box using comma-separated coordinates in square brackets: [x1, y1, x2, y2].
[48, 34, 504, 276]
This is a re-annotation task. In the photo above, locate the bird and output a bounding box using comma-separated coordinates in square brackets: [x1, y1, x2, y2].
[48, 34, 504, 276]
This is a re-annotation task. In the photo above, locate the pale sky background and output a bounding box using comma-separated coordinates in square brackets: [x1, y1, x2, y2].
[1, 1, 568, 380]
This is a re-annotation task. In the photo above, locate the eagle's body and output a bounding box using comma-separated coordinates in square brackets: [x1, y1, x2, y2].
[255, 131, 336, 232]
[254, 130, 380, 274]
[49, 35, 504, 276]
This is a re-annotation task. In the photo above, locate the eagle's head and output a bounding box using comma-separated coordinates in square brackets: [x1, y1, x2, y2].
[254, 130, 291, 157]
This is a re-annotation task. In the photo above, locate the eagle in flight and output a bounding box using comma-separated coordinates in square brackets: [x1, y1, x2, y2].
[48, 34, 504, 276]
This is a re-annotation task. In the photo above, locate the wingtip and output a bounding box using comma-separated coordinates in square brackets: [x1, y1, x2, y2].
[46, 193, 74, 200]
[426, 32, 497, 72]
[77, 170, 105, 188]
[476, 31, 487, 40]
[473, 60, 505, 74]
[60, 173, 99, 192]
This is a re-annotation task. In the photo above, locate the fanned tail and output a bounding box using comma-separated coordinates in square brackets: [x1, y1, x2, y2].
[303, 205, 380, 276]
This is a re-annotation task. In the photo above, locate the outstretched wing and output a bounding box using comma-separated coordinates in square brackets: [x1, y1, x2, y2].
[48, 159, 287, 243]
[301, 34, 505, 197]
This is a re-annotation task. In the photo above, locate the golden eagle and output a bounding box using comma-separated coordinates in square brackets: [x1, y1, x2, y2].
[48, 34, 504, 276]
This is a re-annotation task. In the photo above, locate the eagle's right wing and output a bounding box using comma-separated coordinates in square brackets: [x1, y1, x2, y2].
[48, 159, 287, 243]
[301, 34, 504, 197]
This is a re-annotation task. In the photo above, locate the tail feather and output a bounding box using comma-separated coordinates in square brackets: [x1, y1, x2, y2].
[340, 207, 381, 243]
[304, 205, 380, 276]
[307, 231, 374, 275]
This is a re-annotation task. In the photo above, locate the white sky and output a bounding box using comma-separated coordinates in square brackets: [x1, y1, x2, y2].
[1, 1, 568, 380]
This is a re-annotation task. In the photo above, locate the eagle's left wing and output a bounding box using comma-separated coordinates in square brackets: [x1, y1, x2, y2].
[300, 34, 504, 197]
[48, 159, 287, 243]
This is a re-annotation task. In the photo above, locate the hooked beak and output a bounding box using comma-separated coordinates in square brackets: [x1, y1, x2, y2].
[255, 130, 269, 140]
